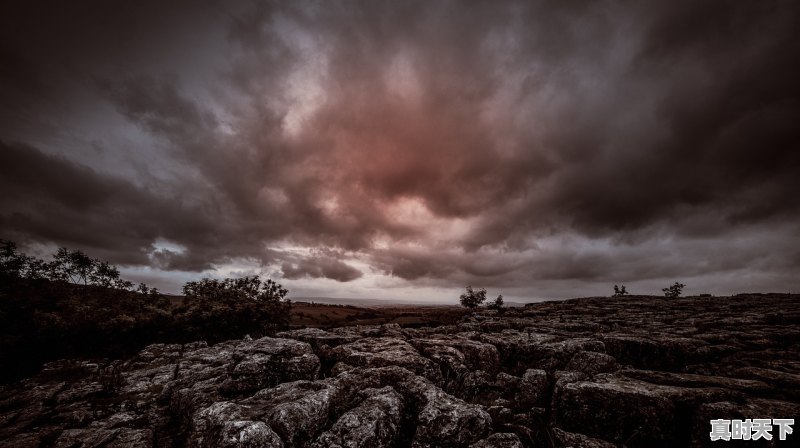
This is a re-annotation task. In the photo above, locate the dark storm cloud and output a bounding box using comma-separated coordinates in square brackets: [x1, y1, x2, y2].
[97, 75, 218, 147]
[0, 140, 195, 264]
[457, 1, 800, 245]
[281, 258, 363, 283]
[277, 247, 363, 283]
[1, 140, 273, 271]
[1, 0, 798, 295]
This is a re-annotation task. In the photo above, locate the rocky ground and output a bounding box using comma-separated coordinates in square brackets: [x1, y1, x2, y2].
[1, 294, 798, 447]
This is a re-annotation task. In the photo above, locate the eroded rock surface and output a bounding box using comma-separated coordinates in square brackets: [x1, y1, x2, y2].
[1, 294, 798, 447]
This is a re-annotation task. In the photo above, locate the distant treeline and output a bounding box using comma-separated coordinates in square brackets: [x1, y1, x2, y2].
[0, 240, 292, 383]
[1, 240, 158, 294]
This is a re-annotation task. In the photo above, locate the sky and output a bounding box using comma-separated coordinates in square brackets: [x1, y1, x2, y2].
[1, 0, 799, 302]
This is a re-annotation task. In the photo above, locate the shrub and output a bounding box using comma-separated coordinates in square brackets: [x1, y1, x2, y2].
[0, 240, 293, 383]
[613, 285, 628, 297]
[182, 276, 288, 303]
[662, 282, 685, 298]
[180, 276, 292, 338]
[486, 294, 505, 312]
[459, 286, 487, 309]
[460, 286, 503, 310]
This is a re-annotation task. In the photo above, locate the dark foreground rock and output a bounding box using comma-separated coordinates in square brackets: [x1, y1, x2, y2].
[1, 293, 798, 447]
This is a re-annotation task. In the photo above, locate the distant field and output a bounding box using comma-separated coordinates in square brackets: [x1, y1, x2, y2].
[290, 301, 467, 328]
[160, 295, 468, 328]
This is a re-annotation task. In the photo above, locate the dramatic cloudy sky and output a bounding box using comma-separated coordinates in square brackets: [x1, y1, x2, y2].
[1, 1, 799, 301]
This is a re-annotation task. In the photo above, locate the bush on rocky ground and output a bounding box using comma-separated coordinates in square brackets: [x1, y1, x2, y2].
[0, 241, 292, 383]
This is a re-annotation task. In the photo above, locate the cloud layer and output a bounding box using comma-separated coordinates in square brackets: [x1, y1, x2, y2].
[1, 0, 799, 299]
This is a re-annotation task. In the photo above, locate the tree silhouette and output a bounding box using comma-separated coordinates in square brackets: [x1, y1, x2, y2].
[663, 282, 685, 298]
[0, 240, 27, 278]
[50, 248, 93, 285]
[0, 241, 141, 291]
[23, 257, 47, 280]
[460, 286, 488, 309]
[90, 261, 121, 288]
